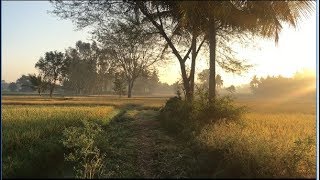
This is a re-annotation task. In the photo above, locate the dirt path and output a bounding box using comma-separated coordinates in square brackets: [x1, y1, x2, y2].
[131, 110, 160, 178]
[104, 108, 194, 178]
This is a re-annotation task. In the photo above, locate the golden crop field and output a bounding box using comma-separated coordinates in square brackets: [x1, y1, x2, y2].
[1, 95, 168, 108]
[1, 104, 119, 177]
[1, 95, 317, 178]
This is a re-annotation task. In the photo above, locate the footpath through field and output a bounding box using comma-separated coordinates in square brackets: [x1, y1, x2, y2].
[104, 106, 195, 178]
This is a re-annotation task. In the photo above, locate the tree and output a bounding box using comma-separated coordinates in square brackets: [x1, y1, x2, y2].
[198, 69, 223, 91]
[35, 51, 68, 97]
[226, 85, 236, 94]
[250, 75, 260, 94]
[205, 1, 314, 99]
[8, 82, 18, 92]
[249, 74, 316, 98]
[1, 80, 9, 91]
[113, 72, 126, 97]
[216, 74, 223, 90]
[28, 74, 48, 96]
[63, 41, 107, 95]
[16, 75, 33, 92]
[50, 1, 314, 101]
[96, 19, 162, 98]
[147, 1, 313, 100]
[50, 1, 206, 101]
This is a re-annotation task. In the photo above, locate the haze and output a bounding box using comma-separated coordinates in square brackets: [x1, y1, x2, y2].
[1, 1, 317, 87]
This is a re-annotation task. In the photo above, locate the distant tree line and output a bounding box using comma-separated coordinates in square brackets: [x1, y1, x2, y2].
[250, 70, 316, 98]
[1, 40, 177, 97]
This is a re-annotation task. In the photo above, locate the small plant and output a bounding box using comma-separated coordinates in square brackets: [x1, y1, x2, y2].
[62, 120, 107, 178]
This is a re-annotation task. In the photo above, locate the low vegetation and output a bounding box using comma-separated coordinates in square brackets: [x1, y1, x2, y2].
[1, 95, 316, 178]
[1, 105, 118, 177]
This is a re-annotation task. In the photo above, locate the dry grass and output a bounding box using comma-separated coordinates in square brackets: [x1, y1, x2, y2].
[198, 112, 316, 178]
[1, 105, 118, 177]
[1, 95, 168, 108]
[1, 95, 317, 178]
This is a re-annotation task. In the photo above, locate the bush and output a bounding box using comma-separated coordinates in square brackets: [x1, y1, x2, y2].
[159, 89, 246, 139]
[62, 120, 107, 178]
[160, 96, 191, 136]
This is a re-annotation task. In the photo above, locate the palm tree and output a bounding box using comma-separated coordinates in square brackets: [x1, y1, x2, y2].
[27, 74, 48, 96]
[216, 74, 223, 90]
[206, 1, 314, 100]
[50, 1, 314, 101]
[150, 1, 314, 100]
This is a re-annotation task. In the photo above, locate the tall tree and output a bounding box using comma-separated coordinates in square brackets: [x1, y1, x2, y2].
[63, 41, 104, 95]
[250, 75, 260, 94]
[8, 82, 18, 92]
[16, 75, 33, 92]
[226, 85, 236, 94]
[113, 71, 126, 97]
[216, 74, 223, 90]
[204, 1, 313, 99]
[96, 19, 162, 98]
[50, 1, 313, 101]
[27, 74, 48, 96]
[198, 69, 223, 91]
[35, 51, 68, 97]
[50, 1, 206, 101]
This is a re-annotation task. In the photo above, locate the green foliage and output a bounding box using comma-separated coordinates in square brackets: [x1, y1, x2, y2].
[113, 72, 126, 97]
[2, 105, 116, 178]
[16, 75, 34, 92]
[62, 120, 107, 179]
[27, 74, 48, 95]
[160, 88, 246, 138]
[35, 50, 68, 96]
[8, 82, 18, 92]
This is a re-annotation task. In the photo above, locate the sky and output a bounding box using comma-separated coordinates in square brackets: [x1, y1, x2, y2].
[1, 1, 317, 87]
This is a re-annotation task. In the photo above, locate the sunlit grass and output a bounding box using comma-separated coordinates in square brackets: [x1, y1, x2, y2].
[198, 112, 316, 178]
[1, 95, 168, 108]
[1, 105, 119, 177]
[1, 95, 316, 178]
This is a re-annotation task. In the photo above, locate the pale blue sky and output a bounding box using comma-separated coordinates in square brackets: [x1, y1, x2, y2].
[1, 1, 317, 87]
[1, 1, 90, 83]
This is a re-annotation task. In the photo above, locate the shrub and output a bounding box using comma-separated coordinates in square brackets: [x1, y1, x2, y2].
[159, 89, 246, 139]
[62, 120, 107, 179]
[159, 96, 194, 137]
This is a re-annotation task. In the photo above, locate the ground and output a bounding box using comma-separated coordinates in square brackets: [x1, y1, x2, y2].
[1, 95, 316, 178]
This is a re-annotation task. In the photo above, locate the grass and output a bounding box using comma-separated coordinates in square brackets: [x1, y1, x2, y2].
[1, 95, 317, 178]
[1, 95, 168, 108]
[197, 112, 316, 178]
[1, 105, 119, 178]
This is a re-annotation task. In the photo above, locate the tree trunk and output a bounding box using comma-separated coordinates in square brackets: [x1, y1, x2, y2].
[189, 30, 197, 102]
[208, 17, 216, 101]
[179, 61, 191, 101]
[50, 88, 53, 97]
[50, 84, 55, 98]
[127, 81, 133, 98]
[38, 88, 41, 96]
[138, 5, 192, 101]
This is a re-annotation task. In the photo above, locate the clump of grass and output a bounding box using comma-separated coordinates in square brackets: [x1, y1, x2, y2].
[62, 120, 107, 178]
